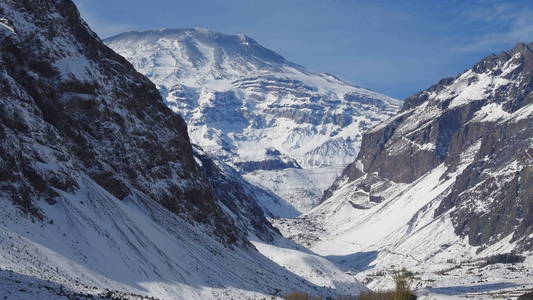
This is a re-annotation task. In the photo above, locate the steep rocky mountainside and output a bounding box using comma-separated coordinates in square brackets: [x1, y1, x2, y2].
[192, 145, 284, 242]
[0, 0, 243, 244]
[0, 1, 365, 299]
[275, 42, 533, 290]
[322, 42, 533, 250]
[105, 29, 400, 213]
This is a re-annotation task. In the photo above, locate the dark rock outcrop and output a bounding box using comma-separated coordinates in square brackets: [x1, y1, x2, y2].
[193, 146, 281, 241]
[235, 159, 301, 172]
[0, 0, 270, 246]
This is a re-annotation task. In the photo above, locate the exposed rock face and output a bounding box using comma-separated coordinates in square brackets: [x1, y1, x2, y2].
[0, 0, 264, 245]
[234, 158, 301, 173]
[0, 2, 368, 298]
[193, 146, 282, 242]
[322, 42, 533, 251]
[105, 29, 400, 213]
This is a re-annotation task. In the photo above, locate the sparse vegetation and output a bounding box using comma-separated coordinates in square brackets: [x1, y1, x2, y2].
[284, 291, 322, 300]
[283, 292, 358, 300]
[284, 268, 417, 300]
[435, 264, 462, 275]
[518, 290, 533, 300]
[391, 268, 416, 300]
[484, 253, 525, 266]
[358, 291, 395, 300]
[358, 268, 417, 300]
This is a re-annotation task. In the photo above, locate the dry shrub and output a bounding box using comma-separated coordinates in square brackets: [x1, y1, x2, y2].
[358, 291, 395, 300]
[359, 268, 416, 300]
[284, 269, 416, 300]
[284, 291, 322, 300]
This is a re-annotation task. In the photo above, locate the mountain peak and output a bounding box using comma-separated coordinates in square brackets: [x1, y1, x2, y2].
[105, 27, 293, 85]
[512, 41, 533, 53]
[106, 28, 261, 50]
[107, 28, 400, 213]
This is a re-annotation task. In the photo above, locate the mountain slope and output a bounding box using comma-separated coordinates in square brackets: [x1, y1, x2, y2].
[105, 29, 400, 214]
[275, 42, 533, 291]
[0, 1, 237, 243]
[0, 1, 365, 298]
[192, 145, 289, 241]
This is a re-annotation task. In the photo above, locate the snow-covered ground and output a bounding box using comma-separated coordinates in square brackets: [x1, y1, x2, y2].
[0, 175, 366, 299]
[274, 159, 533, 298]
[244, 165, 345, 213]
[252, 237, 368, 296]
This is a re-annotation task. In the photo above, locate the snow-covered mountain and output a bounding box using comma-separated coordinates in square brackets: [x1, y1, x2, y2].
[0, 1, 366, 299]
[105, 29, 400, 214]
[275, 42, 533, 294]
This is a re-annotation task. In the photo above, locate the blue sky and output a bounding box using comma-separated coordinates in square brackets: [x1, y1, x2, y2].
[73, 0, 533, 99]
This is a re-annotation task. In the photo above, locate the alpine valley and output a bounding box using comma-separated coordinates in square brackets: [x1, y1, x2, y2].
[0, 0, 532, 299]
[275, 42, 533, 298]
[0, 0, 366, 299]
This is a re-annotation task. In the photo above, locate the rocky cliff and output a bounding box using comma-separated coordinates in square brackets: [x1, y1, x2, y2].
[322, 42, 533, 250]
[0, 0, 249, 244]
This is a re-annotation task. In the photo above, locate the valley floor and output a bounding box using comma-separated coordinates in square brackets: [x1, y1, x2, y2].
[272, 216, 533, 300]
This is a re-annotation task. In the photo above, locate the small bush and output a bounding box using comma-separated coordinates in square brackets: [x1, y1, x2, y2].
[392, 268, 416, 300]
[284, 268, 417, 300]
[337, 296, 358, 300]
[359, 268, 416, 300]
[284, 291, 322, 300]
[359, 289, 416, 300]
[485, 253, 525, 265]
[518, 290, 533, 300]
[359, 291, 395, 300]
[283, 292, 358, 300]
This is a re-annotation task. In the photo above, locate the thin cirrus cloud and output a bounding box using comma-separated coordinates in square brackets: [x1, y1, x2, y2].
[72, 0, 533, 99]
[455, 3, 533, 53]
[75, 1, 132, 38]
